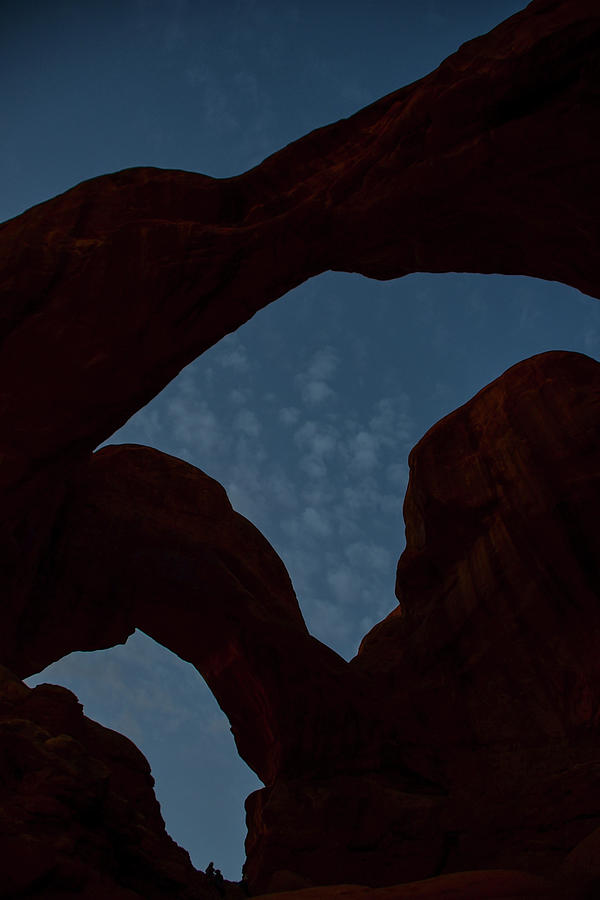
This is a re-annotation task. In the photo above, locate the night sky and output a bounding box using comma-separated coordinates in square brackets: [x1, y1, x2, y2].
[4, 0, 599, 880]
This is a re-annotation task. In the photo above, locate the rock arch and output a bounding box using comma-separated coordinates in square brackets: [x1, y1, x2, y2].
[1, 1, 599, 896]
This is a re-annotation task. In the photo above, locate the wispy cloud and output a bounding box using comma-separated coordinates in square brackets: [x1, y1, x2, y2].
[279, 406, 301, 426]
[218, 341, 250, 372]
[302, 505, 332, 538]
[233, 409, 261, 438]
[294, 346, 339, 406]
[100, 320, 414, 662]
[25, 630, 217, 743]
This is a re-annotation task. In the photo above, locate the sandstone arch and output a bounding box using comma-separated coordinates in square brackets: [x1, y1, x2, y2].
[1, 0, 600, 896]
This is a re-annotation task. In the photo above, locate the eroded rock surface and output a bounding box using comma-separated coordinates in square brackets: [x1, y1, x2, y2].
[0, 0, 598, 487]
[243, 350, 600, 894]
[251, 869, 564, 899]
[3, 351, 598, 897]
[356, 350, 600, 748]
[0, 665, 227, 899]
[1, 0, 600, 897]
[14, 444, 370, 787]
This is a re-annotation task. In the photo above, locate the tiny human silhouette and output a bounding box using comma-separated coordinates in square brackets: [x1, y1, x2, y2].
[206, 861, 225, 896]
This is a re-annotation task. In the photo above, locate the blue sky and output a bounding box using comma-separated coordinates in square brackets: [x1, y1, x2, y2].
[4, 0, 599, 881]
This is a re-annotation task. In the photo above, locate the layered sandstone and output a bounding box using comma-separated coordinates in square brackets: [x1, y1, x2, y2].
[0, 665, 230, 899]
[1, 0, 599, 897]
[243, 351, 600, 894]
[4, 351, 598, 896]
[251, 870, 564, 900]
[13, 443, 370, 787]
[0, 0, 597, 485]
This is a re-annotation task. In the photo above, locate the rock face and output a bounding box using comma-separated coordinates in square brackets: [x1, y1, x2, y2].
[3, 350, 598, 900]
[0, 0, 598, 482]
[0, 665, 227, 899]
[13, 443, 369, 788]
[356, 350, 600, 751]
[249, 870, 564, 900]
[1, 0, 600, 898]
[244, 350, 600, 893]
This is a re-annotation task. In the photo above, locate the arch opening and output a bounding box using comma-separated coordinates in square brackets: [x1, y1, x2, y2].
[24, 630, 261, 882]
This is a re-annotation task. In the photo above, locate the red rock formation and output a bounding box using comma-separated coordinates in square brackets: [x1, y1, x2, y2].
[0, 0, 597, 480]
[0, 664, 227, 899]
[251, 869, 563, 899]
[1, 0, 600, 897]
[243, 350, 600, 894]
[12, 444, 371, 787]
[355, 350, 600, 750]
[560, 825, 600, 897]
[4, 352, 599, 897]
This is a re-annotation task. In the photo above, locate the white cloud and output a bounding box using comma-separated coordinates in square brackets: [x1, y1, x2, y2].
[224, 451, 272, 523]
[99, 321, 416, 665]
[294, 420, 339, 459]
[229, 388, 247, 405]
[335, 516, 362, 542]
[168, 397, 224, 456]
[327, 566, 357, 604]
[131, 406, 163, 443]
[302, 379, 334, 404]
[302, 598, 352, 659]
[293, 420, 318, 446]
[204, 711, 231, 736]
[279, 516, 301, 541]
[233, 409, 261, 437]
[369, 396, 412, 443]
[279, 406, 300, 425]
[225, 479, 255, 519]
[217, 341, 249, 372]
[302, 484, 333, 507]
[338, 479, 380, 514]
[348, 430, 378, 471]
[296, 346, 339, 406]
[299, 454, 327, 480]
[265, 470, 297, 510]
[302, 506, 332, 538]
[112, 710, 145, 746]
[345, 541, 392, 575]
[294, 420, 338, 479]
[379, 494, 405, 517]
[306, 346, 338, 381]
[386, 462, 408, 487]
[517, 295, 543, 331]
[307, 430, 337, 459]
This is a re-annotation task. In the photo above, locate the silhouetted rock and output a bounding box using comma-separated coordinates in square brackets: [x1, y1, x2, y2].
[0, 0, 597, 496]
[250, 869, 563, 899]
[243, 350, 600, 893]
[1, 0, 599, 897]
[356, 350, 600, 750]
[3, 353, 598, 897]
[559, 825, 600, 899]
[13, 442, 365, 786]
[0, 664, 223, 899]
